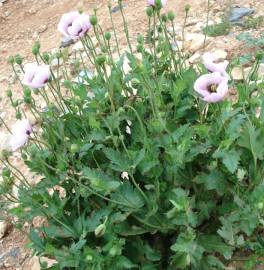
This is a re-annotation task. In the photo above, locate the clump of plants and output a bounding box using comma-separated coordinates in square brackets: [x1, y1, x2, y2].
[1, 0, 264, 269]
[203, 21, 230, 37]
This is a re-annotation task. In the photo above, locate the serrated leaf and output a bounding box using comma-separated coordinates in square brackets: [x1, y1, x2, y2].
[103, 148, 130, 172]
[213, 149, 240, 173]
[111, 182, 144, 210]
[83, 167, 120, 193]
[198, 235, 233, 259]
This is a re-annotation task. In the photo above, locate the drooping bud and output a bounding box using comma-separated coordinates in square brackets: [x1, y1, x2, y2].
[94, 223, 106, 237]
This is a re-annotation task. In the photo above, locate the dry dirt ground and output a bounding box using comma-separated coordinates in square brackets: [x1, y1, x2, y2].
[0, 0, 264, 269]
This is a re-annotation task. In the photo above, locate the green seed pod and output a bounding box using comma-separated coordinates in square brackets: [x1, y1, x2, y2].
[90, 15, 98, 26]
[155, 0, 162, 9]
[131, 78, 140, 89]
[14, 54, 23, 65]
[94, 224, 106, 237]
[32, 41, 41, 56]
[96, 55, 106, 66]
[104, 32, 111, 41]
[24, 96, 32, 104]
[7, 56, 15, 64]
[70, 144, 79, 153]
[16, 111, 22, 120]
[12, 100, 19, 108]
[42, 52, 50, 63]
[6, 89, 12, 98]
[146, 7, 153, 17]
[168, 11, 175, 21]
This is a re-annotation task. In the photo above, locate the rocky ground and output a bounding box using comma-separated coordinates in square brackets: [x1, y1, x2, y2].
[0, 0, 264, 269]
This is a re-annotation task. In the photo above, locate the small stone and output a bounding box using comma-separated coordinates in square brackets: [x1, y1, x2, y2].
[231, 66, 243, 81]
[29, 7, 37, 14]
[72, 41, 84, 52]
[188, 52, 201, 64]
[189, 35, 210, 52]
[32, 31, 39, 39]
[111, 3, 127, 13]
[211, 49, 227, 61]
[4, 10, 10, 17]
[38, 24, 48, 33]
[229, 7, 255, 23]
[0, 221, 11, 239]
[60, 36, 74, 48]
[258, 63, 264, 78]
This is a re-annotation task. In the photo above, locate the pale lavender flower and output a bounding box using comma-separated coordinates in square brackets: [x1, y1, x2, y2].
[194, 72, 229, 103]
[58, 11, 91, 39]
[147, 0, 167, 7]
[203, 52, 229, 78]
[22, 63, 50, 89]
[9, 119, 32, 151]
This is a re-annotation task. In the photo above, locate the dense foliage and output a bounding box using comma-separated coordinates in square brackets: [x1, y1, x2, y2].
[1, 0, 264, 269]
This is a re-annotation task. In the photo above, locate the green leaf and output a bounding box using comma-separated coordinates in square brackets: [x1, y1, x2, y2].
[217, 218, 235, 246]
[238, 123, 264, 161]
[213, 149, 240, 173]
[198, 234, 233, 259]
[195, 170, 226, 194]
[83, 167, 120, 193]
[103, 148, 130, 172]
[111, 182, 144, 210]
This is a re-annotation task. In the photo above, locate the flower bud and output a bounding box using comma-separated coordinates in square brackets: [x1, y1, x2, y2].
[70, 144, 79, 153]
[6, 89, 12, 98]
[104, 32, 111, 41]
[96, 55, 106, 66]
[161, 14, 168, 23]
[94, 223, 106, 237]
[14, 54, 23, 65]
[15, 54, 23, 65]
[23, 87, 31, 97]
[24, 96, 32, 105]
[155, 0, 162, 9]
[146, 7, 153, 17]
[7, 56, 15, 64]
[42, 52, 50, 63]
[90, 15, 98, 26]
[32, 41, 41, 56]
[185, 4, 191, 13]
[131, 78, 140, 89]
[16, 111, 22, 120]
[12, 100, 19, 108]
[168, 11, 175, 21]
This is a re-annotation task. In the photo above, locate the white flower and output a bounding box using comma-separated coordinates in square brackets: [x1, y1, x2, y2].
[121, 172, 129, 180]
